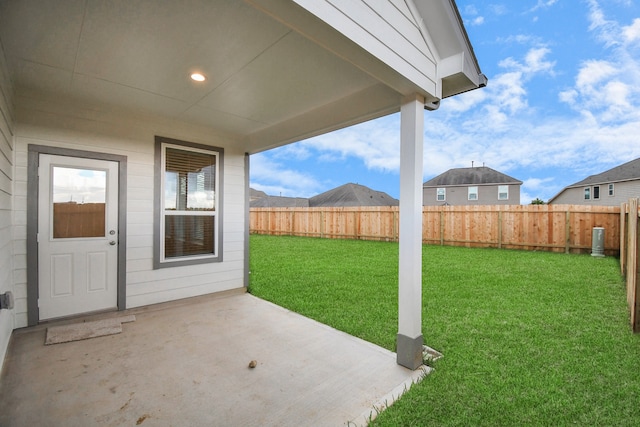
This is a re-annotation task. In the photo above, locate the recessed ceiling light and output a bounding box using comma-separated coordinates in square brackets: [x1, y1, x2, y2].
[190, 73, 206, 82]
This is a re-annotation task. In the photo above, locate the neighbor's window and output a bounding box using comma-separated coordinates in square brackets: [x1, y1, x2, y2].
[584, 187, 591, 200]
[608, 184, 614, 196]
[436, 188, 446, 202]
[154, 137, 223, 268]
[498, 185, 509, 200]
[593, 185, 600, 200]
[468, 186, 478, 201]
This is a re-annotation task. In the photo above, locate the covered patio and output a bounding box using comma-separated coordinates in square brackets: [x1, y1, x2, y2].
[0, 1, 484, 424]
[0, 291, 425, 426]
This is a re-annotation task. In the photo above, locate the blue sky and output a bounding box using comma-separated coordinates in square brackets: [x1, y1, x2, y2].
[250, 0, 640, 204]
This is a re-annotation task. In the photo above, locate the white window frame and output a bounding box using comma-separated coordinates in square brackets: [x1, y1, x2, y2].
[498, 185, 509, 200]
[608, 183, 614, 196]
[593, 185, 600, 200]
[468, 186, 478, 201]
[584, 187, 590, 200]
[436, 188, 446, 202]
[154, 137, 224, 268]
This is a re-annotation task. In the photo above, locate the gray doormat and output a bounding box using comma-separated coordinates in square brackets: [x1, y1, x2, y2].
[45, 315, 136, 345]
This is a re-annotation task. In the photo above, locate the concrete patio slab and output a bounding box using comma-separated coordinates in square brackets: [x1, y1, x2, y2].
[0, 291, 427, 426]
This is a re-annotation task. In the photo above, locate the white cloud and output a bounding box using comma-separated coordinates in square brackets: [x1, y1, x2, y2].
[250, 153, 323, 198]
[529, 0, 558, 13]
[586, 0, 622, 47]
[464, 5, 478, 15]
[523, 177, 555, 191]
[622, 18, 640, 44]
[575, 60, 617, 90]
[560, 3, 640, 125]
[300, 118, 401, 173]
[462, 4, 484, 26]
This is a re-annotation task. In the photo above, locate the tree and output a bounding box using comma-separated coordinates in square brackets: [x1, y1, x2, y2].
[531, 198, 546, 205]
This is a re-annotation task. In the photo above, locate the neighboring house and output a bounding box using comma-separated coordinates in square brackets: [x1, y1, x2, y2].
[250, 188, 309, 207]
[309, 183, 399, 207]
[423, 166, 522, 206]
[250, 183, 397, 207]
[0, 0, 485, 369]
[548, 157, 640, 206]
[250, 188, 269, 202]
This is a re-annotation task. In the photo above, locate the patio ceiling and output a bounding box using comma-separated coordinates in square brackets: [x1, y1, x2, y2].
[0, 0, 484, 153]
[0, 0, 408, 152]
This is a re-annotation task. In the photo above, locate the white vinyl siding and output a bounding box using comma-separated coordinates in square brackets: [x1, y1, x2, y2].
[423, 184, 521, 206]
[12, 94, 246, 324]
[0, 43, 15, 364]
[550, 181, 639, 205]
[295, 0, 437, 95]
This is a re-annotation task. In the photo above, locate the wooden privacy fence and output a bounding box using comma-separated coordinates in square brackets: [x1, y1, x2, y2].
[250, 204, 621, 255]
[620, 198, 640, 331]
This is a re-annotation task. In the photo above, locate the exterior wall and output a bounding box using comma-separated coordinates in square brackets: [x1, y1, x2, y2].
[423, 184, 521, 206]
[0, 42, 14, 364]
[550, 181, 640, 206]
[12, 92, 246, 328]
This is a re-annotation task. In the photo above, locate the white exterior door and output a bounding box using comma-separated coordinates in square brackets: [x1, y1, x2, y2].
[38, 154, 119, 320]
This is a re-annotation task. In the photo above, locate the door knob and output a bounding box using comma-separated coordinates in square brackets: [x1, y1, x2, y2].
[109, 241, 116, 246]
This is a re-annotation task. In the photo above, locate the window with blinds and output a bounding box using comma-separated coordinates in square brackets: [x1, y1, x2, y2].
[154, 137, 223, 267]
[498, 185, 509, 200]
[468, 186, 478, 201]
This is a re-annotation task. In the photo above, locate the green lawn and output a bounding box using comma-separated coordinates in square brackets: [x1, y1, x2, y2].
[248, 234, 640, 426]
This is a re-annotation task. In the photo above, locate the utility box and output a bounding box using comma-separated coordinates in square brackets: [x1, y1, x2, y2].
[591, 227, 605, 257]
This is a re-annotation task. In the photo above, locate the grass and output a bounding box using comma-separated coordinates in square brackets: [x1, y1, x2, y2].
[249, 234, 640, 426]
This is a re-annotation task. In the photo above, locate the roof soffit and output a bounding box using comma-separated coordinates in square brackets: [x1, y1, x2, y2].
[1, 0, 485, 152]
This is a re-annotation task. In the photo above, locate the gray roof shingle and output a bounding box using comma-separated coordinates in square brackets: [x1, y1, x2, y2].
[423, 166, 522, 187]
[250, 197, 309, 207]
[309, 183, 398, 207]
[565, 157, 640, 187]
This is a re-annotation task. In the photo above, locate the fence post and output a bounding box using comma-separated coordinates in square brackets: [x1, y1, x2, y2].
[628, 198, 639, 331]
[393, 210, 398, 241]
[621, 202, 628, 276]
[565, 210, 571, 254]
[440, 210, 444, 246]
[498, 210, 503, 249]
[354, 210, 359, 240]
[635, 202, 640, 332]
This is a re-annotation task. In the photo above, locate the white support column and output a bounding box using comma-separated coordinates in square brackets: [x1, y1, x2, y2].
[397, 93, 425, 370]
